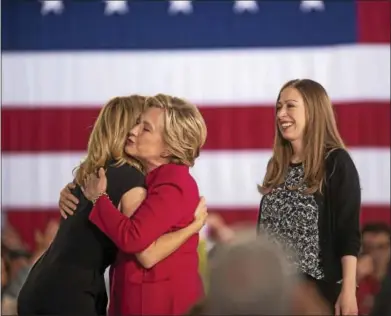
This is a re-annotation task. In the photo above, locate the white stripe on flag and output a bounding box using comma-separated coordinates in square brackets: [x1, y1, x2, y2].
[3, 149, 390, 209]
[3, 44, 390, 106]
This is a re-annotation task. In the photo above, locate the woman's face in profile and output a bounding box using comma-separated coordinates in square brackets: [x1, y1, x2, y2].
[125, 107, 167, 166]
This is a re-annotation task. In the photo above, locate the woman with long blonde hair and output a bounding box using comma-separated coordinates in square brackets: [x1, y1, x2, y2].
[17, 95, 207, 316]
[258, 79, 361, 315]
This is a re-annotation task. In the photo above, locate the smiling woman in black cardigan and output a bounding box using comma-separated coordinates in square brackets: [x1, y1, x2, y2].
[257, 79, 361, 316]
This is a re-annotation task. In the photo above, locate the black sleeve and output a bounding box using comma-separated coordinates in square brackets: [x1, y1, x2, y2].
[328, 149, 361, 257]
[105, 163, 145, 208]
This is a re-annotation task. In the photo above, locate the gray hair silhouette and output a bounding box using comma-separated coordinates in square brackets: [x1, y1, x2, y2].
[205, 229, 299, 315]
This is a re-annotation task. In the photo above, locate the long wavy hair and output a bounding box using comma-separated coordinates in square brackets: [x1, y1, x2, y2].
[259, 79, 345, 195]
[73, 95, 147, 186]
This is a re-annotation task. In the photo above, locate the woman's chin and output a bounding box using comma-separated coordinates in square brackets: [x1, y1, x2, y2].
[281, 134, 295, 142]
[128, 152, 144, 163]
[124, 146, 136, 156]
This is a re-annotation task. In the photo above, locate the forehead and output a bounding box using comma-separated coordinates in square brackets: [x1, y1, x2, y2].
[278, 87, 303, 103]
[142, 107, 165, 126]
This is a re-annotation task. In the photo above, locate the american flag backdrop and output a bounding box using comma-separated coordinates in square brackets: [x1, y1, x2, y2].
[2, 0, 390, 251]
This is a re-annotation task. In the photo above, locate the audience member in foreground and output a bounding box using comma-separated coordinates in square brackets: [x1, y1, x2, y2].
[190, 229, 331, 315]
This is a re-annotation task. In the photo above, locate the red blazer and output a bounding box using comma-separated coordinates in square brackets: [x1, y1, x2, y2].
[89, 163, 203, 316]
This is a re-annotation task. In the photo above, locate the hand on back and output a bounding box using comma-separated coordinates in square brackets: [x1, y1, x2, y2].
[58, 168, 107, 219]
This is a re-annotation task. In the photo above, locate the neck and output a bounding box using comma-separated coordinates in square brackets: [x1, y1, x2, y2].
[290, 139, 303, 163]
[145, 158, 169, 173]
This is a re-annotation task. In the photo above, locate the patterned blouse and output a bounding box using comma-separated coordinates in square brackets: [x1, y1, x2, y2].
[258, 163, 325, 280]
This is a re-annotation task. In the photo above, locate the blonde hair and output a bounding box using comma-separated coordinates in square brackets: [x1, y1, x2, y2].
[259, 79, 345, 195]
[145, 94, 207, 167]
[74, 95, 146, 185]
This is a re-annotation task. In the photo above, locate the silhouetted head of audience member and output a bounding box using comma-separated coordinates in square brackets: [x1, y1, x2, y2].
[204, 230, 294, 315]
[198, 229, 331, 315]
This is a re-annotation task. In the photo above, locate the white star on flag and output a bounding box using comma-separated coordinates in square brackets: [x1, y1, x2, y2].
[40, 0, 64, 15]
[233, 0, 259, 14]
[168, 1, 193, 15]
[104, 0, 129, 15]
[300, 0, 325, 12]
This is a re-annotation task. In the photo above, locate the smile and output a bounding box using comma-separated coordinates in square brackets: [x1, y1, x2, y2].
[280, 122, 293, 129]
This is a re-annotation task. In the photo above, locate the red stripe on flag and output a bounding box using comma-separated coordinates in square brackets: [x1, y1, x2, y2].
[4, 206, 390, 252]
[357, 0, 391, 43]
[2, 102, 390, 152]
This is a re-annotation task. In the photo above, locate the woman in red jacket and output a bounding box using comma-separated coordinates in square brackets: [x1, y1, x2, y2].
[83, 94, 207, 316]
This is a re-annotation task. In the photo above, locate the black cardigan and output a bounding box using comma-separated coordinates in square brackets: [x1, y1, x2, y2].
[258, 148, 361, 283]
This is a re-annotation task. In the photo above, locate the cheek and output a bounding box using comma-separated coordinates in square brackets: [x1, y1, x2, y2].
[299, 110, 307, 126]
[297, 120, 306, 131]
[293, 113, 306, 131]
[137, 136, 155, 155]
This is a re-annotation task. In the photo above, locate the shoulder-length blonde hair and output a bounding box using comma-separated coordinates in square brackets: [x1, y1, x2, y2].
[145, 94, 207, 167]
[74, 95, 146, 185]
[259, 79, 345, 195]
